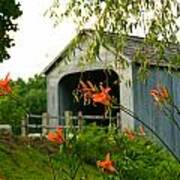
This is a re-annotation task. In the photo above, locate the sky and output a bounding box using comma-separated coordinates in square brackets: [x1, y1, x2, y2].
[0, 0, 76, 81]
[0, 0, 179, 81]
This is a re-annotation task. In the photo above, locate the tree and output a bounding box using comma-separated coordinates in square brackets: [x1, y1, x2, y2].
[25, 75, 47, 114]
[0, 0, 22, 62]
[0, 75, 46, 134]
[47, 0, 180, 73]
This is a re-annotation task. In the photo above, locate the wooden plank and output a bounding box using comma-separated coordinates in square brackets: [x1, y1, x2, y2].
[78, 111, 83, 130]
[172, 73, 180, 156]
[29, 114, 42, 118]
[48, 115, 117, 120]
[25, 111, 120, 137]
[42, 113, 49, 136]
[120, 65, 134, 130]
[26, 124, 42, 128]
[133, 65, 178, 155]
[43, 125, 112, 130]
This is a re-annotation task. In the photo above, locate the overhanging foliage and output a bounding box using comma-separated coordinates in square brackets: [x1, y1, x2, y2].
[0, 0, 22, 62]
[46, 0, 180, 77]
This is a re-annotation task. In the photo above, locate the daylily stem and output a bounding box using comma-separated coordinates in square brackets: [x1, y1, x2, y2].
[48, 154, 57, 180]
[162, 104, 180, 132]
[113, 104, 180, 164]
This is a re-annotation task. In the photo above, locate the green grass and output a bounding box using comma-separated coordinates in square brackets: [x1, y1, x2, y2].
[0, 135, 104, 180]
[0, 129, 180, 180]
[0, 138, 52, 180]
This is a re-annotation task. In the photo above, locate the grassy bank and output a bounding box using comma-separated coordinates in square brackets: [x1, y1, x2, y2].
[0, 127, 180, 180]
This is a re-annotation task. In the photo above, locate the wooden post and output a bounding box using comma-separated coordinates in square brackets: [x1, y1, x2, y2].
[21, 119, 26, 137]
[78, 111, 83, 130]
[65, 111, 73, 127]
[116, 112, 121, 131]
[64, 111, 73, 138]
[26, 114, 29, 135]
[42, 112, 49, 136]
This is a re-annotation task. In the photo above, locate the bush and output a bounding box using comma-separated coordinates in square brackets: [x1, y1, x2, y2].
[71, 125, 180, 179]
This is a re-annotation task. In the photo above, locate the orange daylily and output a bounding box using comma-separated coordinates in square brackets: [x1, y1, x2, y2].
[47, 128, 64, 144]
[150, 86, 169, 104]
[0, 73, 12, 95]
[97, 153, 117, 174]
[124, 128, 136, 140]
[78, 80, 112, 106]
[92, 87, 111, 106]
[78, 80, 97, 104]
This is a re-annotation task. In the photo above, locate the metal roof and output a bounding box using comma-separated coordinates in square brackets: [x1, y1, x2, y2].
[43, 29, 179, 75]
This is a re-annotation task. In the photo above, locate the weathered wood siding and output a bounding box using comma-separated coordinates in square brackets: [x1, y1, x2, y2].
[46, 42, 135, 128]
[133, 65, 180, 156]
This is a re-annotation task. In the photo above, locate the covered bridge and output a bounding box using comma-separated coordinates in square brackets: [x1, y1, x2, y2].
[43, 30, 180, 156]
